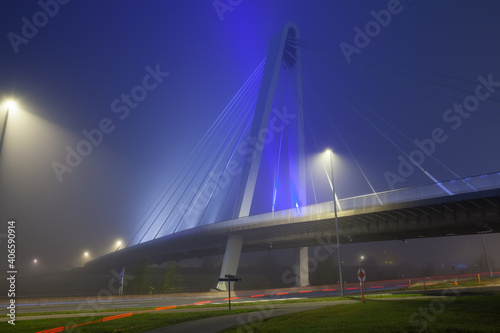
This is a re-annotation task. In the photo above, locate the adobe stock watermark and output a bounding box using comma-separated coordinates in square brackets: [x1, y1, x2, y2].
[213, 0, 243, 21]
[281, 235, 336, 286]
[177, 105, 296, 226]
[405, 288, 461, 332]
[64, 268, 134, 333]
[339, 0, 412, 64]
[51, 64, 169, 183]
[235, 234, 337, 332]
[234, 302, 275, 333]
[7, 0, 71, 54]
[384, 73, 500, 189]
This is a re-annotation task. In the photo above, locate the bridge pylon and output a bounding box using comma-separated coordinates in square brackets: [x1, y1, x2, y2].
[216, 22, 306, 290]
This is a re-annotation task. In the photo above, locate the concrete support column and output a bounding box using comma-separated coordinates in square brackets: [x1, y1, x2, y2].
[216, 234, 244, 291]
[295, 246, 310, 287]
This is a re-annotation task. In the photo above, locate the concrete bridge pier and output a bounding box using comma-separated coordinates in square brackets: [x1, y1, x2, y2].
[295, 246, 310, 287]
[216, 234, 243, 291]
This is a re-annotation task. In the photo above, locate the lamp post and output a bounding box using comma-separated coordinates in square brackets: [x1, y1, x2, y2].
[480, 235, 493, 278]
[0, 100, 16, 156]
[326, 149, 344, 297]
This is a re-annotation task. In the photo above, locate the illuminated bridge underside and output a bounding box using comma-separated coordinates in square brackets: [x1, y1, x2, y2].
[88, 187, 500, 269]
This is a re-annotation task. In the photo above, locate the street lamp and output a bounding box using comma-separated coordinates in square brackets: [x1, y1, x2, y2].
[0, 100, 17, 155]
[4, 100, 17, 110]
[115, 240, 123, 251]
[480, 235, 494, 278]
[81, 251, 90, 267]
[325, 149, 344, 297]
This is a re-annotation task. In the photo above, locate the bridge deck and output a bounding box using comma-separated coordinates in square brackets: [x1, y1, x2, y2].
[87, 173, 500, 270]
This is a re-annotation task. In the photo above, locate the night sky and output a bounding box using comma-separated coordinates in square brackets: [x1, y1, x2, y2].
[0, 1, 499, 274]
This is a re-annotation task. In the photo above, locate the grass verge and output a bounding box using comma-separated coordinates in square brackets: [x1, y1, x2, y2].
[404, 277, 499, 291]
[10, 309, 259, 333]
[222, 295, 500, 332]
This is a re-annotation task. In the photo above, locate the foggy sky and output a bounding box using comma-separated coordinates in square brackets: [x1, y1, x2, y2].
[0, 0, 499, 274]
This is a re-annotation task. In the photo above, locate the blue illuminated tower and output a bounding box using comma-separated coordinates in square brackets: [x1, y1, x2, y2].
[217, 22, 308, 290]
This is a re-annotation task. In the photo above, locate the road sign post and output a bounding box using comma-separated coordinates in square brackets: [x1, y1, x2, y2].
[358, 267, 366, 303]
[218, 274, 241, 311]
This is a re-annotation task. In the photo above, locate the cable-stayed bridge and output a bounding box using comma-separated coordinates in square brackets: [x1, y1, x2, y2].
[87, 23, 500, 290]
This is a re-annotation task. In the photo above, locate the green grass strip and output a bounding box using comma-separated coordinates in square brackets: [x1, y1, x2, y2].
[11, 309, 259, 333]
[222, 295, 500, 332]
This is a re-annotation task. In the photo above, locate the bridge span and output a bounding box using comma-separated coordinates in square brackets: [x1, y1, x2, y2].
[87, 172, 500, 271]
[86, 21, 500, 290]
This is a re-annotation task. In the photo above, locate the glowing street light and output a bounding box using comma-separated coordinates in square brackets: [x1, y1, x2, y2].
[1, 99, 17, 155]
[4, 100, 17, 111]
[33, 259, 38, 264]
[115, 240, 123, 251]
[325, 149, 344, 297]
[81, 251, 90, 267]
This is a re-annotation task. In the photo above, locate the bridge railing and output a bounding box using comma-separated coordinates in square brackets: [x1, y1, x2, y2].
[336, 171, 500, 212]
[204, 172, 500, 231]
